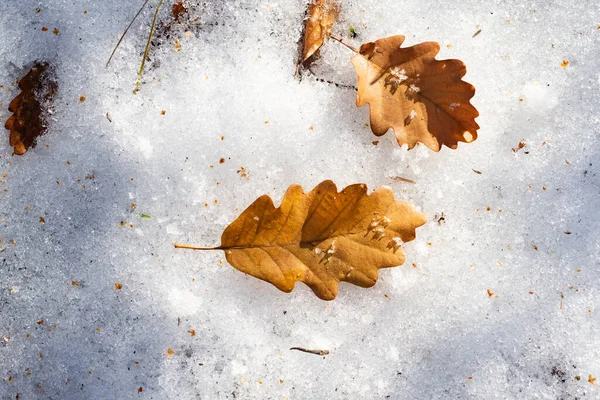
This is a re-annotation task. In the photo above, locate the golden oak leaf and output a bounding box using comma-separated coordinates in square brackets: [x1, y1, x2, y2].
[176, 181, 427, 300]
[350, 35, 479, 151]
[302, 0, 341, 62]
[4, 62, 57, 155]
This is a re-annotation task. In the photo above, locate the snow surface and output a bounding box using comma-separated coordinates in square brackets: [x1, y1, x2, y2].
[1, 1, 599, 399]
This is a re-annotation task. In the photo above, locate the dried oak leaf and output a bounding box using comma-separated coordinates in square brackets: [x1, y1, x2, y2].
[176, 180, 427, 300]
[351, 35, 479, 151]
[301, 0, 341, 63]
[5, 62, 57, 155]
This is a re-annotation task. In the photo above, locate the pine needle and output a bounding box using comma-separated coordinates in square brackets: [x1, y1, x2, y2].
[134, 0, 164, 94]
[106, 0, 152, 68]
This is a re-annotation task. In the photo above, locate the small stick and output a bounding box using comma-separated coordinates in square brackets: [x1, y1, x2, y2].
[290, 347, 329, 356]
[329, 34, 359, 53]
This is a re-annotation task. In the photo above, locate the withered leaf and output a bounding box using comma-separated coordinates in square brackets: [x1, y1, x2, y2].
[5, 62, 57, 155]
[176, 181, 427, 300]
[350, 35, 479, 151]
[301, 0, 341, 63]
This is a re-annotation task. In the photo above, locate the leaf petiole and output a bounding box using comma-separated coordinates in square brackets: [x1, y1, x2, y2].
[329, 34, 359, 53]
[174, 243, 220, 250]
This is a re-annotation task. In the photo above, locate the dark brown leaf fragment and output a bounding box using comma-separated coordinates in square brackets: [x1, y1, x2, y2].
[4, 62, 57, 155]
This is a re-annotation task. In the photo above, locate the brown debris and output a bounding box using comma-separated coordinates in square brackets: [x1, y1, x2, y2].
[5, 62, 57, 155]
[290, 347, 329, 356]
[172, 2, 187, 21]
[166, 347, 176, 358]
[389, 176, 415, 184]
[512, 140, 526, 153]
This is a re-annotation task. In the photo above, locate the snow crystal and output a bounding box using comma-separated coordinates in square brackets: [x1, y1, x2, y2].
[389, 66, 408, 84]
[0, 1, 598, 399]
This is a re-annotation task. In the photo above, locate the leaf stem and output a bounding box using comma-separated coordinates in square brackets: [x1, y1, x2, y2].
[329, 34, 359, 53]
[174, 243, 220, 250]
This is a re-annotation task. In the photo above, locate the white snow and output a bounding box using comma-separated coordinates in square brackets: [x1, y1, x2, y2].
[1, 0, 599, 399]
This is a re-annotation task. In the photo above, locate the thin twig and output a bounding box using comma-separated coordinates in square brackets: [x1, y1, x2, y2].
[290, 347, 330, 356]
[106, 0, 152, 68]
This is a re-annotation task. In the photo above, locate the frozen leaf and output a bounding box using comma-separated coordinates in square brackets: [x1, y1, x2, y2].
[4, 62, 57, 155]
[301, 0, 341, 63]
[350, 35, 479, 151]
[175, 181, 427, 300]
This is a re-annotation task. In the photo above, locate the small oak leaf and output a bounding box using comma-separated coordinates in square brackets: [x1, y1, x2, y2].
[4, 62, 57, 155]
[301, 0, 341, 62]
[350, 35, 479, 151]
[176, 180, 427, 300]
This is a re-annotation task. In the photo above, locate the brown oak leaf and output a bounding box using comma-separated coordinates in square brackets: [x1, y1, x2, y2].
[301, 0, 341, 63]
[4, 62, 57, 155]
[350, 35, 479, 151]
[175, 180, 427, 300]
